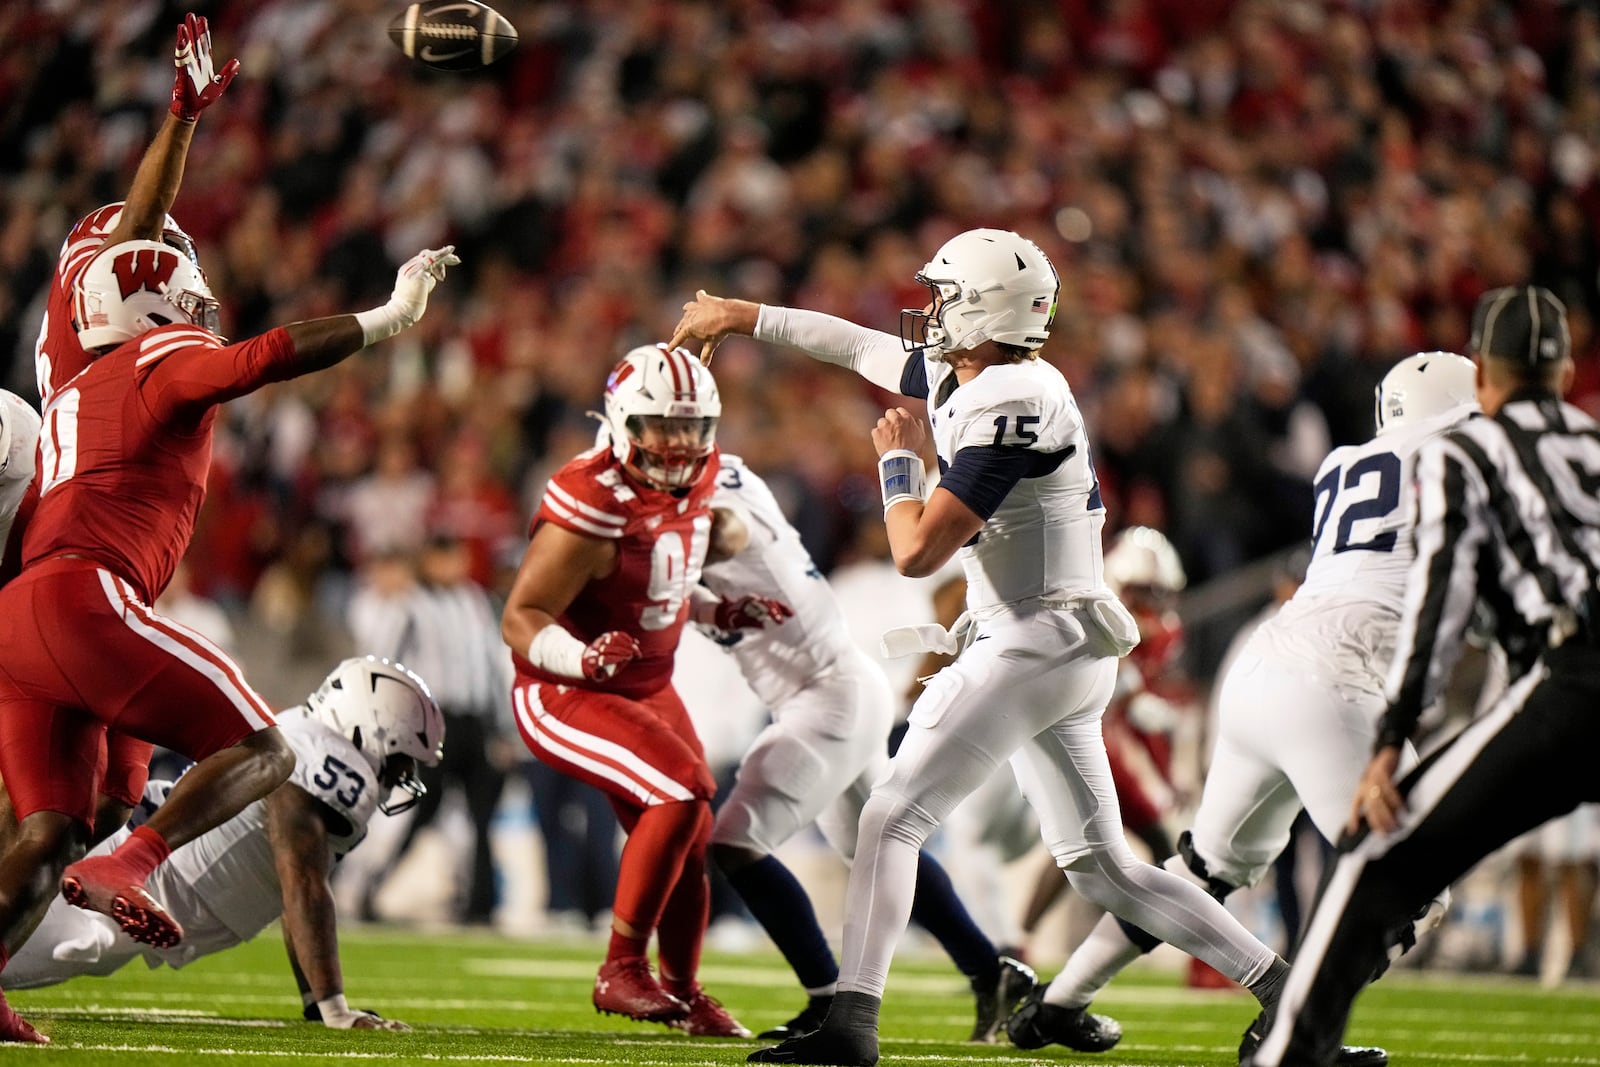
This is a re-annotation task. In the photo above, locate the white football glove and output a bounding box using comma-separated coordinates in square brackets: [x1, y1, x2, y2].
[355, 245, 461, 345]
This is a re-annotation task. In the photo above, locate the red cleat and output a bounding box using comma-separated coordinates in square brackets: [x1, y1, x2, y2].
[667, 986, 751, 1038]
[593, 957, 687, 1022]
[61, 858, 184, 950]
[0, 996, 47, 1044]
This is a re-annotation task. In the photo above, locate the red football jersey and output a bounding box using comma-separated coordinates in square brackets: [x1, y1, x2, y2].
[512, 447, 719, 700]
[34, 204, 123, 405]
[23, 323, 299, 604]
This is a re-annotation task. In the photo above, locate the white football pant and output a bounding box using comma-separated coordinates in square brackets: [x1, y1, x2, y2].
[837, 603, 1278, 998]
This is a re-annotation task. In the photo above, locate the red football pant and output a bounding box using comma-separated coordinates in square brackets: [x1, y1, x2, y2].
[0, 558, 274, 824]
[513, 678, 714, 956]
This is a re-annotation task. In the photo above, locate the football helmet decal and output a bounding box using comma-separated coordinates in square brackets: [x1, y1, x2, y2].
[901, 228, 1059, 359]
[1105, 526, 1187, 597]
[602, 343, 721, 490]
[1374, 351, 1479, 436]
[74, 239, 221, 351]
[307, 656, 445, 815]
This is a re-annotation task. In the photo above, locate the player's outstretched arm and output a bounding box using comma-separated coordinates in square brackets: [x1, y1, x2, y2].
[671, 290, 913, 395]
[103, 13, 239, 249]
[285, 245, 461, 373]
[502, 524, 638, 682]
[267, 786, 408, 1031]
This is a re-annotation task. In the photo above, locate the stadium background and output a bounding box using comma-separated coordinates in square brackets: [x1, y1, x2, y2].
[2, 0, 1599, 1005]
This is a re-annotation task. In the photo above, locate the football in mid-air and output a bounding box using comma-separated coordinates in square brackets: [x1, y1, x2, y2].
[388, 1, 519, 72]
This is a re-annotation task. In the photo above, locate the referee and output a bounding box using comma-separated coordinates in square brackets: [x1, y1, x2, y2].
[360, 533, 511, 924]
[1246, 285, 1600, 1066]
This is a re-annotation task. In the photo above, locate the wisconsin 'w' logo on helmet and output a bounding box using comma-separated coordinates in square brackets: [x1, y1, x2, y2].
[74, 239, 221, 351]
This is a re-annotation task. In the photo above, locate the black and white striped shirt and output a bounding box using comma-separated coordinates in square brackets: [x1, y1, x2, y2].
[363, 582, 508, 717]
[1379, 388, 1600, 747]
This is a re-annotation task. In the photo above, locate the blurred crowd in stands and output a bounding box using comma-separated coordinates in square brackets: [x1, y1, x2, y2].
[1, 0, 1598, 960]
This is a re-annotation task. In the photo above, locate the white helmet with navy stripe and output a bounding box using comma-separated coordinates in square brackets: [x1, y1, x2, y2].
[307, 656, 444, 816]
[902, 228, 1059, 360]
[1373, 351, 1479, 436]
[601, 343, 721, 490]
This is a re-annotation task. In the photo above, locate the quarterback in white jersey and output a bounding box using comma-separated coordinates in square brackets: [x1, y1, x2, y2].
[674, 228, 1298, 1067]
[2, 658, 442, 1032]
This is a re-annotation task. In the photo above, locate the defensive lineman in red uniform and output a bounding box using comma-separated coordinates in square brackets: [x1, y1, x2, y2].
[502, 344, 790, 1038]
[0, 229, 458, 1042]
[24, 11, 240, 854]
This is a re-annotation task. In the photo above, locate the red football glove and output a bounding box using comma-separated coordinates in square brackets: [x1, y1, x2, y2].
[712, 595, 795, 631]
[581, 631, 641, 681]
[171, 13, 240, 121]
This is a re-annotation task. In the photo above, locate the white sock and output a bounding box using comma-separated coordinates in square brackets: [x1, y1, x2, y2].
[1043, 912, 1143, 1009]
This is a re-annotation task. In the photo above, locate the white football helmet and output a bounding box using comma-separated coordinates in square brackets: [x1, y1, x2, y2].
[73, 239, 221, 351]
[1105, 526, 1187, 596]
[901, 228, 1059, 359]
[601, 343, 721, 490]
[306, 656, 445, 815]
[1373, 351, 1479, 436]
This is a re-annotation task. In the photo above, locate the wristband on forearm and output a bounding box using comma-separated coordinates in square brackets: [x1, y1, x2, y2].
[879, 449, 926, 515]
[353, 305, 406, 346]
[525, 625, 587, 680]
[687, 586, 722, 626]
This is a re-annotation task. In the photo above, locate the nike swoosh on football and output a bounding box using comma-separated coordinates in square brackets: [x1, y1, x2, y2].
[420, 44, 473, 61]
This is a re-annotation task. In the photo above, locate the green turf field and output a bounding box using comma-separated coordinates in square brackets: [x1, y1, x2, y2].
[8, 926, 1600, 1065]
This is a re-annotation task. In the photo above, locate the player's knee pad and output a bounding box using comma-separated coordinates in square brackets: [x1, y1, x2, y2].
[1175, 830, 1237, 903]
[859, 788, 939, 850]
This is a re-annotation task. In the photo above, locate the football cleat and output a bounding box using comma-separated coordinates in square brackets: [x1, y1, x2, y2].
[666, 986, 751, 1038]
[60, 862, 184, 949]
[758, 995, 833, 1040]
[747, 1024, 878, 1065]
[968, 954, 1036, 1043]
[1005, 987, 1122, 1052]
[593, 957, 688, 1023]
[1238, 1009, 1389, 1066]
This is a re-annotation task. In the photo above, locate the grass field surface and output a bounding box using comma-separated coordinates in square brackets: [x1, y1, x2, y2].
[8, 926, 1600, 1065]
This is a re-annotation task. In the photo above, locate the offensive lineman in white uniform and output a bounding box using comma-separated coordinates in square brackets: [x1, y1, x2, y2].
[673, 227, 1307, 1067]
[699, 454, 1033, 1043]
[1017, 352, 1475, 1061]
[1, 657, 442, 1032]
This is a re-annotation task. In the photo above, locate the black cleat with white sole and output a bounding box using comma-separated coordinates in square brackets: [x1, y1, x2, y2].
[1005, 986, 1122, 1052]
[968, 955, 1036, 1043]
[747, 1025, 878, 1065]
[758, 995, 833, 1041]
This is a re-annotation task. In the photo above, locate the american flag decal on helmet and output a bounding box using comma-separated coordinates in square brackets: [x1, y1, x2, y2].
[1031, 297, 1051, 313]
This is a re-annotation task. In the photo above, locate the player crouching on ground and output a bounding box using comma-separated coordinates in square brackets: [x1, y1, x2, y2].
[0, 657, 441, 1032]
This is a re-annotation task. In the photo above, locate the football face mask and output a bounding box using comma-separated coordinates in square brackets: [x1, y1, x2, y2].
[602, 343, 722, 491]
